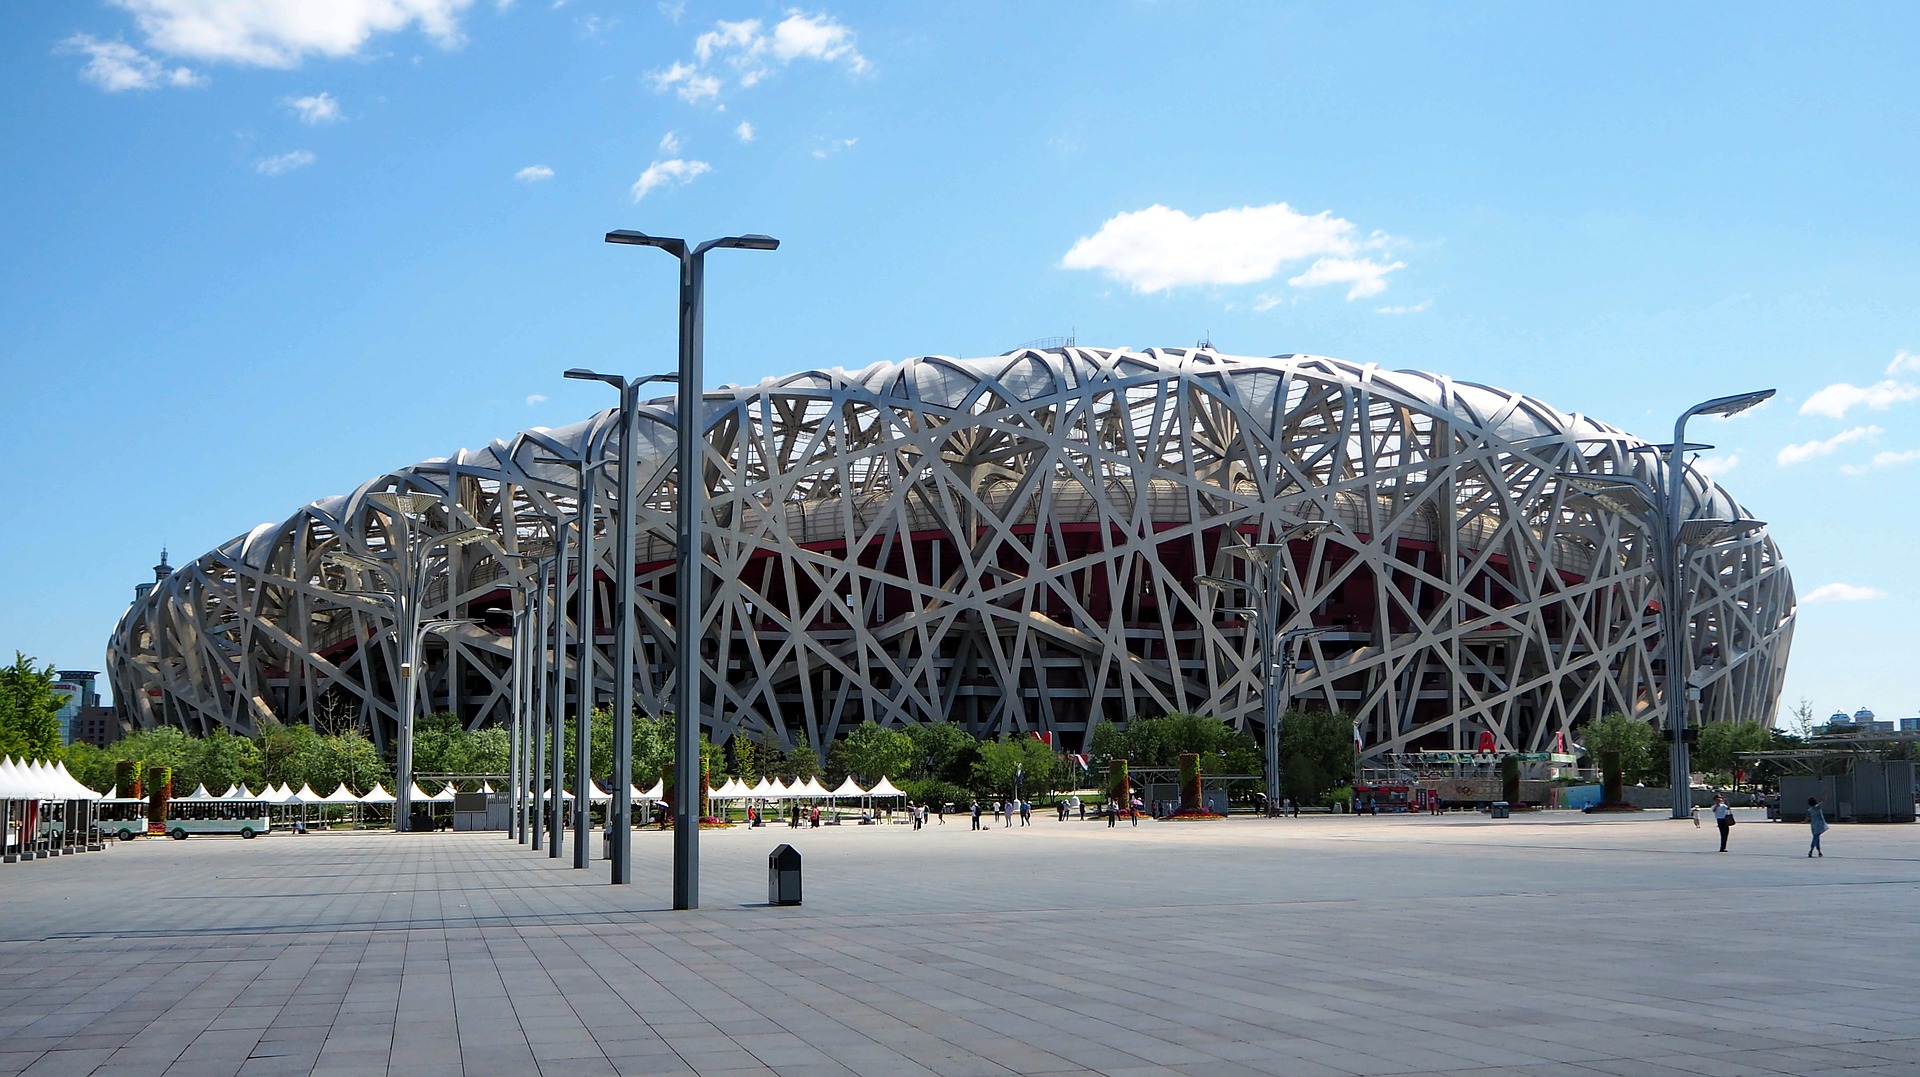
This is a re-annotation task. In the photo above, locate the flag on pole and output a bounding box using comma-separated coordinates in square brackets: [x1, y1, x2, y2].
[1067, 752, 1089, 770]
[1030, 731, 1053, 746]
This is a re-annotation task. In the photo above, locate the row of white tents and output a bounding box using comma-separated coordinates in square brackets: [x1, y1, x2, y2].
[532, 775, 908, 803]
[1, 756, 104, 801]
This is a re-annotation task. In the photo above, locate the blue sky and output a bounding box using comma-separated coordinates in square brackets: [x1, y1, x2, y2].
[2, 2, 1914, 723]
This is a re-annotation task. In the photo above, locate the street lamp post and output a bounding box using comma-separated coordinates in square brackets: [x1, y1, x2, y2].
[604, 228, 778, 910]
[1562, 388, 1772, 819]
[565, 369, 677, 885]
[1201, 520, 1335, 816]
[548, 519, 572, 858]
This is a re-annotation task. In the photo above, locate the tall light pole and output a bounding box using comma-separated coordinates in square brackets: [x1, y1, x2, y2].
[604, 228, 778, 910]
[1201, 520, 1335, 816]
[565, 369, 677, 884]
[1563, 387, 1772, 819]
[324, 495, 493, 831]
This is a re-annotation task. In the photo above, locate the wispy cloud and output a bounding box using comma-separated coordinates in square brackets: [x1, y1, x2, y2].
[1776, 425, 1880, 466]
[1063, 202, 1403, 300]
[1374, 300, 1431, 315]
[811, 137, 856, 158]
[514, 164, 554, 182]
[1800, 379, 1920, 419]
[110, 0, 472, 67]
[526, 393, 547, 406]
[286, 92, 341, 124]
[734, 121, 755, 142]
[658, 131, 682, 154]
[1802, 582, 1887, 604]
[1695, 453, 1740, 478]
[651, 10, 866, 103]
[1885, 349, 1919, 376]
[60, 34, 204, 91]
[630, 157, 709, 200]
[254, 150, 316, 176]
[651, 60, 721, 103]
[1840, 448, 1920, 476]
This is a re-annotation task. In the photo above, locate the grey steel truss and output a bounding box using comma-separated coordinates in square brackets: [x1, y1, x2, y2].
[106, 348, 1796, 760]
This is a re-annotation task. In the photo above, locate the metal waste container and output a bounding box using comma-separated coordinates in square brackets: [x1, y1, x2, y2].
[768, 843, 802, 906]
[1490, 801, 1510, 819]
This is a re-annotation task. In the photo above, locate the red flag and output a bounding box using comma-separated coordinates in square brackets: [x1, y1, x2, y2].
[1030, 731, 1053, 746]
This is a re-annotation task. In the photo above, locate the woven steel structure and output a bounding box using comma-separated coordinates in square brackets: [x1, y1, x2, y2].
[107, 348, 1795, 758]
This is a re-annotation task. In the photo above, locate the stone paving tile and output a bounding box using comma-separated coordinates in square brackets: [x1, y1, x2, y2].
[4, 812, 1920, 1076]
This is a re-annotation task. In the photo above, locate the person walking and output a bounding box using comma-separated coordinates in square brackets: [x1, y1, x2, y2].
[1711, 794, 1733, 851]
[936, 802, 945, 825]
[1106, 798, 1118, 827]
[970, 799, 982, 831]
[1019, 799, 1031, 826]
[1808, 797, 1827, 857]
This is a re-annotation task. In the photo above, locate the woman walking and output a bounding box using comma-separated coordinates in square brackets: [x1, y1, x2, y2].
[1808, 797, 1827, 857]
[1711, 794, 1734, 852]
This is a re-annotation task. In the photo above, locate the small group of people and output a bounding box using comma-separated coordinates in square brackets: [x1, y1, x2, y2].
[1701, 792, 1830, 857]
[905, 802, 943, 829]
[1103, 797, 1140, 827]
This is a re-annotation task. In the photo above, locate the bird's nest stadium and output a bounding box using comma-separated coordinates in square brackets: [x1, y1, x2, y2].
[106, 348, 1795, 760]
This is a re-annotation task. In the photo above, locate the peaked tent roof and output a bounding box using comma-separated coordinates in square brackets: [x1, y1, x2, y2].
[360, 783, 396, 804]
[829, 776, 866, 798]
[866, 776, 906, 797]
[321, 783, 362, 804]
[290, 784, 322, 804]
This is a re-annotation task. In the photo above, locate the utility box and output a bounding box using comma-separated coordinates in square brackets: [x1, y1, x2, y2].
[768, 844, 802, 906]
[1490, 801, 1510, 819]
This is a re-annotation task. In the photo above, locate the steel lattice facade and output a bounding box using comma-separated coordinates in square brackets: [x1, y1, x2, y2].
[106, 348, 1796, 758]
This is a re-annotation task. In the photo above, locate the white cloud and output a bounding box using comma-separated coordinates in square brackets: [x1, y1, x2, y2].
[1800, 378, 1920, 419]
[110, 0, 473, 67]
[286, 92, 341, 124]
[656, 9, 866, 103]
[734, 120, 755, 142]
[650, 60, 720, 103]
[254, 149, 316, 175]
[1375, 300, 1431, 315]
[1063, 202, 1400, 298]
[514, 164, 553, 182]
[1886, 350, 1920, 376]
[658, 131, 682, 154]
[1288, 256, 1406, 300]
[811, 137, 856, 158]
[1776, 425, 1880, 466]
[1839, 448, 1920, 476]
[526, 393, 547, 406]
[1694, 453, 1739, 478]
[630, 157, 709, 200]
[1802, 582, 1887, 604]
[60, 34, 204, 91]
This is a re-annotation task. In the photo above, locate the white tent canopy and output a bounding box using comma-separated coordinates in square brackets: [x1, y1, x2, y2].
[748, 778, 775, 798]
[866, 776, 906, 798]
[290, 784, 322, 804]
[407, 783, 433, 804]
[182, 783, 215, 800]
[829, 776, 866, 798]
[321, 784, 362, 804]
[0, 757, 102, 800]
[429, 783, 458, 803]
[712, 778, 748, 798]
[796, 777, 830, 798]
[360, 783, 396, 804]
[640, 780, 663, 800]
[585, 782, 611, 804]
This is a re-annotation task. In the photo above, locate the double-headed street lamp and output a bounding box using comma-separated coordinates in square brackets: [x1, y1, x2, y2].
[604, 228, 778, 911]
[323, 494, 493, 831]
[1561, 388, 1773, 819]
[565, 368, 677, 885]
[1198, 520, 1336, 816]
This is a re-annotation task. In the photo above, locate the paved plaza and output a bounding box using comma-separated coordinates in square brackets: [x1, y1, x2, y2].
[3, 809, 1917, 1077]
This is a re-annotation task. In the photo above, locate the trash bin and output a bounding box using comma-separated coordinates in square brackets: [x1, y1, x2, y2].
[1490, 801, 1510, 819]
[768, 843, 802, 906]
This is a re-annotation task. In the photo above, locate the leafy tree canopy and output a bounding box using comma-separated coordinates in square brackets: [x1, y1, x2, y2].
[0, 653, 66, 761]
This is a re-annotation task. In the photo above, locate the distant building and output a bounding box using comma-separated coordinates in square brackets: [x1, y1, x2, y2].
[132, 550, 171, 605]
[70, 705, 124, 748]
[52, 670, 102, 745]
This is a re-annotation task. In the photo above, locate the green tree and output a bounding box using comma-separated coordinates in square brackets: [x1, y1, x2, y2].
[110, 727, 196, 788]
[1583, 712, 1658, 799]
[1695, 720, 1773, 779]
[1277, 709, 1356, 806]
[843, 720, 916, 782]
[188, 729, 263, 793]
[1089, 712, 1261, 775]
[904, 722, 978, 784]
[0, 653, 66, 761]
[969, 737, 1059, 797]
[321, 732, 387, 793]
[64, 740, 117, 792]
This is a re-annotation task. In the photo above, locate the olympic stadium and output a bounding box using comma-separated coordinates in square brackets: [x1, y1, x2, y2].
[106, 348, 1796, 761]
